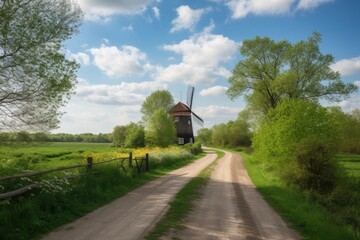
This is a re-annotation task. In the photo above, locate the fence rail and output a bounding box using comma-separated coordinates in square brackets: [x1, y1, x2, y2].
[0, 152, 149, 200]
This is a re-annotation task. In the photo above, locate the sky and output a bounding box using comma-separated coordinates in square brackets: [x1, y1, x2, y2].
[56, 0, 360, 134]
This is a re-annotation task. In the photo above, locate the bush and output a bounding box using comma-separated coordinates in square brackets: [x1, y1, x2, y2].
[252, 99, 341, 190]
[292, 138, 339, 193]
[183, 142, 202, 155]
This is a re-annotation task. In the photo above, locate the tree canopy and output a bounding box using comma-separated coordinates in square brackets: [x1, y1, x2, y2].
[0, 0, 83, 132]
[227, 33, 358, 114]
[140, 90, 175, 122]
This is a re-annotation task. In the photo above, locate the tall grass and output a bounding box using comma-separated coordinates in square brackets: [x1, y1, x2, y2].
[0, 147, 201, 240]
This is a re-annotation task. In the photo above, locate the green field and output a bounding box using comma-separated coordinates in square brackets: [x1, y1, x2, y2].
[0, 142, 136, 176]
[337, 154, 360, 177]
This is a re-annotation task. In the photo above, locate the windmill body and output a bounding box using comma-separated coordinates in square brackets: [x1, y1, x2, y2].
[170, 87, 203, 145]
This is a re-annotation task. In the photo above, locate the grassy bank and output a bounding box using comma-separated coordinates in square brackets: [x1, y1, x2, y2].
[145, 149, 224, 239]
[241, 151, 358, 240]
[0, 145, 204, 240]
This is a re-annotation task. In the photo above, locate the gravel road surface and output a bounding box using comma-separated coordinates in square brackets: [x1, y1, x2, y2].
[164, 151, 300, 240]
[42, 151, 217, 240]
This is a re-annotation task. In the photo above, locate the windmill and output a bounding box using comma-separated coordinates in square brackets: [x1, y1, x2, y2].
[170, 86, 204, 145]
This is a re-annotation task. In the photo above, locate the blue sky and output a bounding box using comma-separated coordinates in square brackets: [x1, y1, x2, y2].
[57, 0, 360, 134]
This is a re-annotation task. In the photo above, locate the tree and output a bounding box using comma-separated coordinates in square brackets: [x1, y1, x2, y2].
[111, 125, 130, 147]
[141, 90, 175, 122]
[145, 109, 176, 147]
[227, 33, 357, 114]
[196, 128, 213, 146]
[124, 123, 145, 148]
[0, 0, 83, 132]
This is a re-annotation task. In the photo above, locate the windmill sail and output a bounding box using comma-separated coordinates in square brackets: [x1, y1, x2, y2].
[186, 86, 194, 109]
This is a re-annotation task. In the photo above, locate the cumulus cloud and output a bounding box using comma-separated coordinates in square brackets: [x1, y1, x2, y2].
[297, 0, 333, 10]
[157, 23, 238, 84]
[90, 45, 150, 78]
[225, 0, 333, 19]
[75, 78, 167, 105]
[68, 52, 90, 65]
[200, 86, 228, 96]
[76, 0, 154, 22]
[170, 5, 209, 33]
[226, 0, 295, 19]
[354, 80, 360, 87]
[153, 7, 160, 19]
[331, 56, 360, 76]
[194, 105, 242, 118]
[339, 95, 360, 112]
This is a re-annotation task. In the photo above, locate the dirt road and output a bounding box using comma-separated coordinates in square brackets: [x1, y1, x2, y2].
[42, 151, 217, 240]
[165, 151, 300, 240]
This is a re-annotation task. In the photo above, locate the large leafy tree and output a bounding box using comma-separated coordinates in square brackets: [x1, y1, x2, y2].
[227, 33, 357, 114]
[140, 90, 175, 122]
[0, 0, 82, 132]
[145, 109, 176, 147]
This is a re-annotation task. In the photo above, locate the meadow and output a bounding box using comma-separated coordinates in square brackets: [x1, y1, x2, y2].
[0, 142, 202, 240]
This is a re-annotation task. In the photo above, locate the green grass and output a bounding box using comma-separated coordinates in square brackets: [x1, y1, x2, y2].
[0, 142, 113, 173]
[241, 151, 357, 240]
[337, 154, 360, 177]
[0, 146, 204, 240]
[145, 150, 224, 240]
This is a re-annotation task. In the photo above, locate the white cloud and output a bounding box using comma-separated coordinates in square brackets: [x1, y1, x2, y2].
[157, 23, 238, 84]
[90, 45, 150, 78]
[122, 25, 134, 31]
[170, 5, 209, 33]
[153, 7, 160, 19]
[76, 0, 154, 22]
[226, 0, 295, 19]
[297, 0, 333, 10]
[354, 80, 360, 87]
[339, 95, 360, 112]
[331, 56, 360, 76]
[69, 52, 90, 65]
[194, 105, 242, 118]
[225, 0, 333, 19]
[200, 86, 228, 96]
[75, 79, 167, 105]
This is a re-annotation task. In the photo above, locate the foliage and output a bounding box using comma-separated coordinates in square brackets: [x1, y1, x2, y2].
[196, 128, 213, 146]
[145, 109, 176, 147]
[293, 138, 339, 193]
[183, 142, 202, 155]
[329, 107, 360, 154]
[227, 32, 357, 114]
[124, 123, 145, 148]
[0, 0, 83, 132]
[198, 109, 253, 148]
[141, 90, 175, 122]
[252, 99, 340, 190]
[111, 125, 131, 147]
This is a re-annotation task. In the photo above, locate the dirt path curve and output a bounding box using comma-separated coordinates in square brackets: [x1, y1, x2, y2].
[42, 151, 217, 240]
[165, 151, 300, 240]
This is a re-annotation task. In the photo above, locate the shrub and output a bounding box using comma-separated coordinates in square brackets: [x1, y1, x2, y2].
[292, 138, 339, 193]
[252, 99, 341, 190]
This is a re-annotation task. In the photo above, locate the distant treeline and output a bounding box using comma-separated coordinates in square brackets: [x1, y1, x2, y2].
[0, 132, 112, 143]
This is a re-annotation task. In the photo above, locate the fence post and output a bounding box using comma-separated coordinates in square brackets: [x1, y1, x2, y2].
[129, 152, 133, 167]
[87, 157, 93, 173]
[145, 153, 149, 172]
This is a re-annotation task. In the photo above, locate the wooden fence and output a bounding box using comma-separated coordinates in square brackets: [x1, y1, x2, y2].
[0, 152, 149, 200]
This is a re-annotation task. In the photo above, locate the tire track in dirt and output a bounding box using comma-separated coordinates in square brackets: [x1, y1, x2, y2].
[163, 151, 300, 240]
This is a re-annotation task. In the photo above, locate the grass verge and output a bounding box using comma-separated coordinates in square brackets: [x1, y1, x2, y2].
[0, 150, 205, 240]
[241, 151, 357, 240]
[145, 149, 225, 240]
